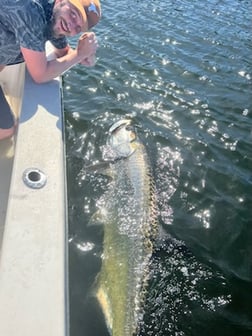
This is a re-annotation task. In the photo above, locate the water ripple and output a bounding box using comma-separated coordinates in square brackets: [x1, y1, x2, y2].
[65, 0, 252, 334]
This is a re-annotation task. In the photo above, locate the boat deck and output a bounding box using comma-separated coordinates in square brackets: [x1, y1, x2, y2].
[0, 59, 68, 335]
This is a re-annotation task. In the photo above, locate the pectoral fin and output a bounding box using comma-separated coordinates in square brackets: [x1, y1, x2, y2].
[87, 208, 107, 227]
[84, 161, 113, 177]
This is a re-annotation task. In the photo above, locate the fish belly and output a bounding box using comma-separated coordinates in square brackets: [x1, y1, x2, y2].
[96, 146, 156, 335]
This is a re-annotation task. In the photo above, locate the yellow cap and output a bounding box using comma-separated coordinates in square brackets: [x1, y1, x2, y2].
[68, 0, 101, 30]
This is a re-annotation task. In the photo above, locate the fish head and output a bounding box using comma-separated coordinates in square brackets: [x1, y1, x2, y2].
[107, 119, 138, 158]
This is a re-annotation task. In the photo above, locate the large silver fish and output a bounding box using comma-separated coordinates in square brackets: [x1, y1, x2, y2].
[92, 119, 158, 336]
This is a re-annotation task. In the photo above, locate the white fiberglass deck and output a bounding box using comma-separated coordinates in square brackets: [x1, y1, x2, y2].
[0, 63, 68, 335]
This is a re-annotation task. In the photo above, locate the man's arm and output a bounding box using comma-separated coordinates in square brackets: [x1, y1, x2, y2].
[52, 45, 71, 58]
[21, 32, 98, 83]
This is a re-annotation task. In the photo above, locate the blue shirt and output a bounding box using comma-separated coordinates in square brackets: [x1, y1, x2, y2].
[0, 0, 67, 65]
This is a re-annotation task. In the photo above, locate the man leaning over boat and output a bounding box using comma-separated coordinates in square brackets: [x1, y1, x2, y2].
[0, 0, 101, 140]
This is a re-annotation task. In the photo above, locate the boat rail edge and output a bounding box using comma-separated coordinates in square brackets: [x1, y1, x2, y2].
[0, 69, 69, 336]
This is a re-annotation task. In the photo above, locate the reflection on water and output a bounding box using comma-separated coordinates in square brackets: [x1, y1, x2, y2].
[65, 0, 252, 335]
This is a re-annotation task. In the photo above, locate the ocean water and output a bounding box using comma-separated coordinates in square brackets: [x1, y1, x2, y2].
[63, 0, 252, 335]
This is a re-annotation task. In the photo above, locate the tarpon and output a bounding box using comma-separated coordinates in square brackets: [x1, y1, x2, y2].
[91, 119, 158, 335]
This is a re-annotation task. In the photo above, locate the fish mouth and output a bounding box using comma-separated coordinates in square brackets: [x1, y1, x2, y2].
[108, 119, 132, 134]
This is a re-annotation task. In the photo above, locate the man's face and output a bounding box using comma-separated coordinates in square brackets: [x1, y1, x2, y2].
[52, 0, 87, 37]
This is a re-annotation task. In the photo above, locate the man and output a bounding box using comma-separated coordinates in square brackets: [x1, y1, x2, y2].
[0, 0, 101, 140]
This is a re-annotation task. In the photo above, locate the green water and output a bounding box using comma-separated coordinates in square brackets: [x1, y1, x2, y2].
[64, 0, 252, 335]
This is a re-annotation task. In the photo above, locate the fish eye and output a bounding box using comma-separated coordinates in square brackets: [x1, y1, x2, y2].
[125, 125, 134, 131]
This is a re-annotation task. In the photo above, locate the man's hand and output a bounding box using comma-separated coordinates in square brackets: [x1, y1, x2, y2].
[21, 32, 98, 83]
[77, 32, 98, 61]
[79, 54, 96, 67]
